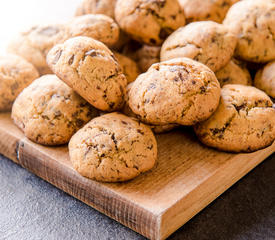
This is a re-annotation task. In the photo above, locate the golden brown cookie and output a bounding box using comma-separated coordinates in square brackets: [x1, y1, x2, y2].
[215, 59, 252, 87]
[75, 0, 117, 19]
[115, 0, 185, 46]
[254, 61, 275, 98]
[47, 36, 127, 112]
[194, 84, 275, 152]
[0, 54, 39, 112]
[113, 52, 140, 83]
[160, 21, 237, 72]
[69, 112, 157, 182]
[7, 24, 68, 75]
[179, 0, 239, 23]
[68, 14, 120, 48]
[122, 82, 178, 133]
[136, 45, 161, 72]
[12, 75, 99, 145]
[129, 58, 221, 125]
[223, 0, 275, 63]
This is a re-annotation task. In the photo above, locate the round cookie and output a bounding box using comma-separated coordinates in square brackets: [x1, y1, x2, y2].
[128, 58, 221, 126]
[113, 52, 140, 83]
[115, 0, 185, 46]
[179, 0, 239, 24]
[7, 23, 68, 75]
[75, 0, 117, 19]
[215, 59, 252, 87]
[68, 14, 120, 48]
[194, 84, 275, 152]
[69, 112, 157, 182]
[254, 61, 275, 98]
[136, 45, 161, 72]
[122, 82, 178, 133]
[161, 21, 237, 72]
[223, 0, 275, 63]
[12, 75, 99, 146]
[0, 54, 39, 112]
[47, 36, 127, 112]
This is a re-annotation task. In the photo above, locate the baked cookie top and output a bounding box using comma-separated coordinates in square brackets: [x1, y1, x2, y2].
[0, 54, 39, 111]
[179, 0, 239, 23]
[47, 36, 127, 112]
[194, 84, 275, 152]
[254, 61, 275, 98]
[115, 0, 185, 45]
[161, 21, 237, 72]
[12, 74, 99, 145]
[129, 58, 221, 125]
[69, 112, 157, 182]
[223, 0, 275, 63]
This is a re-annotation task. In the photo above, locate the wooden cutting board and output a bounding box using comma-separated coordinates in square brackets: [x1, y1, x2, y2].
[0, 113, 274, 240]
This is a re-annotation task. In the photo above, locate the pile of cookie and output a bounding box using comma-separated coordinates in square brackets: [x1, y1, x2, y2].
[1, 0, 274, 182]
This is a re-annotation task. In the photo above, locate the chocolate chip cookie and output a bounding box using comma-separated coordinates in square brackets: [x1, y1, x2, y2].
[12, 75, 99, 145]
[194, 84, 275, 152]
[113, 52, 140, 83]
[215, 59, 252, 87]
[0, 54, 39, 112]
[129, 58, 221, 125]
[75, 0, 117, 19]
[136, 45, 161, 72]
[160, 21, 237, 72]
[179, 0, 239, 23]
[47, 36, 127, 111]
[254, 61, 275, 98]
[115, 0, 185, 46]
[223, 0, 275, 63]
[69, 112, 157, 182]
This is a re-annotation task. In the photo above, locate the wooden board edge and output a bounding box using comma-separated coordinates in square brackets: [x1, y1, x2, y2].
[159, 143, 275, 239]
[16, 138, 160, 240]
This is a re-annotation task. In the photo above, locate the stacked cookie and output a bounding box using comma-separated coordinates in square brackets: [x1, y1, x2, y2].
[1, 0, 274, 182]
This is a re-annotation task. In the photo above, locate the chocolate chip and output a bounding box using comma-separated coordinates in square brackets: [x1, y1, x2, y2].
[68, 55, 74, 65]
[159, 27, 173, 40]
[76, 119, 84, 127]
[150, 38, 157, 44]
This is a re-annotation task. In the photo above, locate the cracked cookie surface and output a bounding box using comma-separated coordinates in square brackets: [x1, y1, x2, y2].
[69, 112, 157, 182]
[113, 52, 140, 83]
[215, 59, 252, 87]
[128, 58, 221, 125]
[12, 74, 99, 145]
[115, 0, 185, 46]
[75, 0, 117, 18]
[0, 54, 39, 112]
[160, 21, 237, 72]
[179, 0, 239, 23]
[254, 61, 275, 98]
[47, 36, 127, 111]
[223, 0, 275, 63]
[194, 84, 275, 152]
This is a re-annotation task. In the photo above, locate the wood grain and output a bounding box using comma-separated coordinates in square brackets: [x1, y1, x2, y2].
[0, 113, 274, 240]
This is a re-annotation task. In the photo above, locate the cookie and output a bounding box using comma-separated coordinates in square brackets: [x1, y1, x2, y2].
[128, 58, 221, 125]
[161, 21, 237, 72]
[215, 59, 252, 87]
[115, 0, 185, 46]
[223, 0, 275, 63]
[136, 45, 161, 72]
[113, 52, 140, 83]
[12, 75, 99, 145]
[7, 23, 68, 75]
[0, 54, 39, 111]
[69, 112, 157, 182]
[122, 82, 178, 133]
[254, 61, 275, 98]
[179, 0, 239, 23]
[75, 0, 117, 19]
[47, 36, 127, 111]
[68, 14, 120, 48]
[194, 84, 275, 152]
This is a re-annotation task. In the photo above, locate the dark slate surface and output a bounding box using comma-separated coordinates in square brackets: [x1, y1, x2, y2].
[0, 153, 274, 240]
